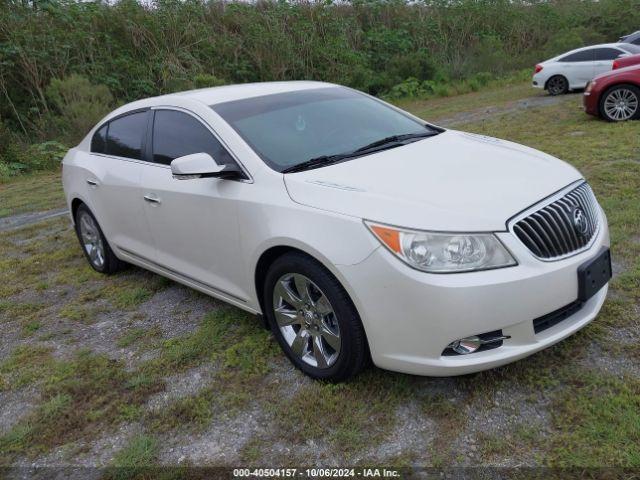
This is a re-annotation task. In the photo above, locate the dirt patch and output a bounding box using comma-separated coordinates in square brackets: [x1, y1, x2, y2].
[435, 92, 578, 127]
[359, 401, 437, 463]
[158, 404, 265, 465]
[0, 209, 68, 233]
[0, 387, 41, 436]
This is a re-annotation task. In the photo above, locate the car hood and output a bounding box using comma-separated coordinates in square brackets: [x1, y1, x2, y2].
[283, 130, 582, 231]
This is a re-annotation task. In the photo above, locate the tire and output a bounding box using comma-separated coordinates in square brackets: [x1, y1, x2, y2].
[546, 75, 569, 96]
[599, 84, 640, 122]
[263, 252, 369, 381]
[74, 203, 126, 274]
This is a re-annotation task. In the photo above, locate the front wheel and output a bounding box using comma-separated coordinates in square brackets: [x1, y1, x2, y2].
[263, 252, 369, 381]
[547, 75, 569, 96]
[599, 85, 640, 122]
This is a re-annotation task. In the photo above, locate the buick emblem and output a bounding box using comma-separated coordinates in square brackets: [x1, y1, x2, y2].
[572, 206, 589, 236]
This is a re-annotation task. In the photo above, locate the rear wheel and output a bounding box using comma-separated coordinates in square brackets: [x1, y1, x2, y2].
[599, 84, 640, 122]
[547, 75, 569, 96]
[263, 252, 369, 381]
[74, 204, 126, 274]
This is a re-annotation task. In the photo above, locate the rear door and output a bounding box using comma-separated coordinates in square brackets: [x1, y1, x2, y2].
[84, 110, 155, 257]
[139, 108, 251, 303]
[558, 49, 595, 88]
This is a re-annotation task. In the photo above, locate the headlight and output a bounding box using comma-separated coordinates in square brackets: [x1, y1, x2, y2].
[365, 221, 517, 273]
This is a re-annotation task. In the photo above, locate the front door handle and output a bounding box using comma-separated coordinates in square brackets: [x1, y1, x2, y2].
[86, 179, 99, 186]
[143, 194, 161, 204]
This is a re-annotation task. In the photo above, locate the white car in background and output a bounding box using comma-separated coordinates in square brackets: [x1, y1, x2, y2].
[533, 43, 640, 95]
[62, 81, 611, 381]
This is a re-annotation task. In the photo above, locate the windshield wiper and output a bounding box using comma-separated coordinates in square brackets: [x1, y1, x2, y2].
[353, 131, 441, 153]
[282, 154, 351, 174]
[282, 128, 442, 174]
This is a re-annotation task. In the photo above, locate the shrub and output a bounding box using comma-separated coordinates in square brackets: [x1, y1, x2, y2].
[0, 121, 66, 180]
[25, 141, 67, 171]
[44, 75, 113, 145]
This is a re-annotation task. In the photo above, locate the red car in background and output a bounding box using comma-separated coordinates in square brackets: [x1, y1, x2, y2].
[613, 53, 640, 70]
[584, 64, 640, 121]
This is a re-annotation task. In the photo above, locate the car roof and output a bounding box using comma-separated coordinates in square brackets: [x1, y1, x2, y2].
[169, 80, 337, 106]
[621, 31, 640, 40]
[547, 43, 636, 62]
[563, 43, 633, 55]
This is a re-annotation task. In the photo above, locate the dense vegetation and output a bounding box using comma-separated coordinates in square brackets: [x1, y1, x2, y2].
[1, 0, 639, 177]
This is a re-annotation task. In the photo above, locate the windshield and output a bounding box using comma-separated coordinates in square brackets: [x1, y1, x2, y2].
[211, 87, 437, 172]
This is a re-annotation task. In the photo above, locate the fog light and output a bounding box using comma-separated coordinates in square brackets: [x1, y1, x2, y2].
[447, 336, 482, 355]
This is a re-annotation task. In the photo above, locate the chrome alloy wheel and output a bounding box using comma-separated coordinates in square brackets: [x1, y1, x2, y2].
[272, 273, 341, 368]
[78, 211, 105, 268]
[604, 88, 638, 121]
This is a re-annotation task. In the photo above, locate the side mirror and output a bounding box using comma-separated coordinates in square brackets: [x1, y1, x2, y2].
[617, 53, 631, 58]
[170, 152, 242, 180]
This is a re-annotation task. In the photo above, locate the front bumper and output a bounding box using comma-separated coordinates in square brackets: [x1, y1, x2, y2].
[337, 209, 610, 376]
[583, 89, 599, 116]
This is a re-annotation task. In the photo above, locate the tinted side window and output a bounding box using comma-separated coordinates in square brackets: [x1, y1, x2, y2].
[559, 50, 594, 62]
[106, 111, 148, 160]
[152, 110, 235, 167]
[594, 48, 623, 60]
[91, 124, 108, 154]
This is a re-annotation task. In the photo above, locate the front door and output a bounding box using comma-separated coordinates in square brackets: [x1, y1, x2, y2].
[140, 108, 250, 303]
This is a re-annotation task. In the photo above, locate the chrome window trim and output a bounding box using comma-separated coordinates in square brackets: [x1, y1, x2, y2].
[89, 152, 170, 169]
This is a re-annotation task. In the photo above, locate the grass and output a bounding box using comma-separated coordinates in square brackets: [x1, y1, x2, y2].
[268, 372, 412, 460]
[143, 308, 278, 378]
[0, 170, 66, 218]
[0, 349, 164, 459]
[399, 81, 540, 122]
[550, 374, 640, 466]
[0, 80, 638, 467]
[105, 434, 159, 480]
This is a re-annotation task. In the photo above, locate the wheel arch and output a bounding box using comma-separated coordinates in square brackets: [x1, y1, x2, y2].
[252, 244, 365, 327]
[253, 243, 373, 366]
[254, 245, 347, 315]
[70, 197, 86, 223]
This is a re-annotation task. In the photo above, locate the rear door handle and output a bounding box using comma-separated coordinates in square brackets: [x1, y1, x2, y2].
[143, 194, 161, 204]
[86, 179, 98, 186]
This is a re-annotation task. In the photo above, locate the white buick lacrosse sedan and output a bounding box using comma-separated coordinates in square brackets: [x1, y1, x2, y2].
[62, 81, 611, 381]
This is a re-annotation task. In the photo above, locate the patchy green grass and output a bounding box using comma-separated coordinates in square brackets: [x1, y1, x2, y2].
[269, 372, 412, 460]
[105, 434, 159, 480]
[0, 171, 66, 218]
[143, 308, 278, 378]
[0, 345, 55, 391]
[550, 374, 640, 466]
[147, 389, 215, 433]
[0, 350, 164, 459]
[117, 326, 162, 349]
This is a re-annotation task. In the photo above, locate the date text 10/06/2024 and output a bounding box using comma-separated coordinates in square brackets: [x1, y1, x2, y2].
[232, 468, 401, 478]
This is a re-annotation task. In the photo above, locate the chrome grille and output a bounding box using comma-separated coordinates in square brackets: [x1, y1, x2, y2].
[513, 183, 600, 260]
